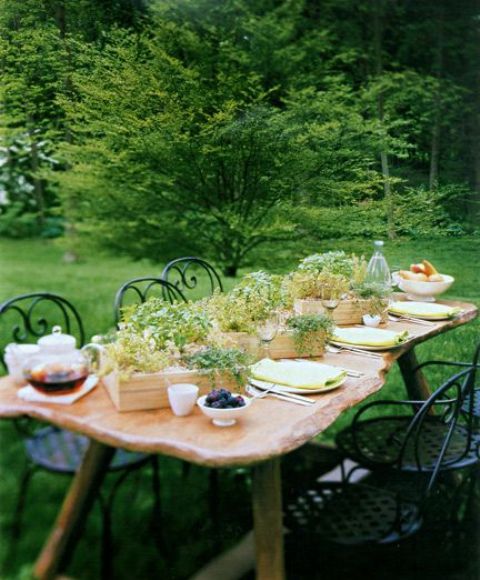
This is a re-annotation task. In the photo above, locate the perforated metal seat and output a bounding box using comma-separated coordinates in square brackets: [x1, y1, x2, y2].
[285, 481, 421, 545]
[25, 426, 149, 473]
[286, 367, 479, 549]
[337, 417, 479, 471]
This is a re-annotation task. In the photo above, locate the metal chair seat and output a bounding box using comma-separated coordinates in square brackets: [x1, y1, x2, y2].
[285, 481, 421, 546]
[336, 416, 479, 471]
[25, 426, 149, 474]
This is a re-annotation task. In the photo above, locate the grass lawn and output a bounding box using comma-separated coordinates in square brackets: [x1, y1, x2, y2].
[0, 236, 478, 579]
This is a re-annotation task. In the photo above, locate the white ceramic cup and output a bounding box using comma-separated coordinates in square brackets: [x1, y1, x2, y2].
[4, 343, 40, 381]
[167, 383, 199, 417]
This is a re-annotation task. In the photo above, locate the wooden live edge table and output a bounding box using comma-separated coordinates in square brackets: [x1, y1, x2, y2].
[0, 299, 476, 580]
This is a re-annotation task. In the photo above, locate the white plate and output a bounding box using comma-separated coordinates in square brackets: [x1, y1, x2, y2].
[329, 339, 407, 352]
[249, 376, 346, 395]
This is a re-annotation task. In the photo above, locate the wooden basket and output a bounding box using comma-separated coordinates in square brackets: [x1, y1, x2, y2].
[222, 331, 325, 360]
[293, 298, 366, 325]
[102, 369, 237, 412]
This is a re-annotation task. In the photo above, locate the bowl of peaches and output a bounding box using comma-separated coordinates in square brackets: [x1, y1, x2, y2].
[392, 260, 454, 302]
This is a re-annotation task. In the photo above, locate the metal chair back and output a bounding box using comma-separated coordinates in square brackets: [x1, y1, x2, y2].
[161, 257, 223, 299]
[397, 364, 478, 495]
[113, 277, 186, 327]
[0, 292, 85, 372]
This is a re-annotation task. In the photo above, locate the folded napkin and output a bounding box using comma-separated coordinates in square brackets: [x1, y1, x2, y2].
[17, 375, 98, 405]
[250, 358, 346, 390]
[389, 301, 461, 319]
[333, 327, 409, 347]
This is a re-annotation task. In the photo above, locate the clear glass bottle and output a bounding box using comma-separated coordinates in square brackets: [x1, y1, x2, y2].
[366, 240, 391, 290]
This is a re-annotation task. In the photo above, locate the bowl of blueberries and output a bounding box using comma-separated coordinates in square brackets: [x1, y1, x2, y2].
[197, 388, 252, 427]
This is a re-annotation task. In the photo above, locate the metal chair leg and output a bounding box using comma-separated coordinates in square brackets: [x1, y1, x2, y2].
[5, 463, 39, 566]
[10, 462, 38, 540]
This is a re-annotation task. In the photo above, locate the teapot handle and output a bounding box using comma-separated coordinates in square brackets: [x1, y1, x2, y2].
[81, 343, 105, 374]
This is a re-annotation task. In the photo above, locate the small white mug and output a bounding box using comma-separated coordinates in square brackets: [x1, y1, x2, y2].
[4, 343, 40, 381]
[362, 314, 381, 328]
[167, 383, 199, 417]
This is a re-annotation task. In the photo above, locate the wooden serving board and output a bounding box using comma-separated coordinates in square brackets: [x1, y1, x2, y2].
[223, 331, 325, 359]
[102, 369, 237, 412]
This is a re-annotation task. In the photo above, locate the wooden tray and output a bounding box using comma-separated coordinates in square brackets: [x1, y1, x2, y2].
[102, 369, 238, 412]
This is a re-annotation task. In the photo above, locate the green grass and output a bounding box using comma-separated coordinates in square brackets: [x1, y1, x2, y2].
[0, 237, 478, 579]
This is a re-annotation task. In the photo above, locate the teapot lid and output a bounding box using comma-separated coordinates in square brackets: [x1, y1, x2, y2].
[38, 326, 76, 350]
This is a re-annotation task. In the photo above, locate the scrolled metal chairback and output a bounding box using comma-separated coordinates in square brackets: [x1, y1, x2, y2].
[0, 292, 85, 371]
[113, 277, 187, 327]
[161, 257, 223, 299]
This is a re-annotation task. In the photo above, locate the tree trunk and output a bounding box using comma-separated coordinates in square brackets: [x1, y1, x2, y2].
[30, 135, 46, 228]
[429, 110, 440, 190]
[223, 265, 238, 278]
[373, 0, 395, 239]
[429, 5, 444, 191]
[55, 1, 79, 262]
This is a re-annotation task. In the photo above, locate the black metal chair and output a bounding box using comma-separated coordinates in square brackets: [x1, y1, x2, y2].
[0, 293, 151, 578]
[335, 346, 480, 472]
[113, 277, 187, 326]
[285, 366, 478, 546]
[410, 342, 480, 421]
[161, 257, 223, 299]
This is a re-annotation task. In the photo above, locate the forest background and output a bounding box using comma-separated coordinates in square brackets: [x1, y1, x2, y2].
[1, 0, 479, 276]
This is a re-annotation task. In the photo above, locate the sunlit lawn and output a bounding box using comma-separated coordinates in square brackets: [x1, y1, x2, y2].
[0, 236, 478, 579]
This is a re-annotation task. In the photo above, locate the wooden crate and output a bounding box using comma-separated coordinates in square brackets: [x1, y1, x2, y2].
[223, 331, 325, 360]
[293, 298, 366, 325]
[102, 369, 238, 412]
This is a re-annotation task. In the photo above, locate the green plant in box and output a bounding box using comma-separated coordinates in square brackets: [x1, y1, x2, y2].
[285, 251, 367, 301]
[120, 299, 212, 352]
[206, 271, 284, 334]
[352, 281, 392, 318]
[185, 346, 253, 387]
[286, 314, 335, 356]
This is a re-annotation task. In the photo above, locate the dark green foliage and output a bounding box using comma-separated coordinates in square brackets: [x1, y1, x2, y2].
[0, 0, 478, 267]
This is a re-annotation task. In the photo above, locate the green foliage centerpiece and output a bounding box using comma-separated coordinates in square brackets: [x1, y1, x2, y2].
[101, 298, 251, 412]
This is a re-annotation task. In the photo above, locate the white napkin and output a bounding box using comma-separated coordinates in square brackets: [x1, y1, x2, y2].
[17, 375, 98, 405]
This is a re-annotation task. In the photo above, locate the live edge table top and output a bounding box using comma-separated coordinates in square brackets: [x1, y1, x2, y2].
[0, 299, 476, 468]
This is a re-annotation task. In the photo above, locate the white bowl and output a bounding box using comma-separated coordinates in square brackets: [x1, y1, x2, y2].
[394, 273, 454, 302]
[197, 394, 252, 427]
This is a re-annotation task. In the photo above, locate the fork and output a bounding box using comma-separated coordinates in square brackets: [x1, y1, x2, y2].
[326, 344, 383, 360]
[247, 384, 314, 407]
[387, 314, 435, 327]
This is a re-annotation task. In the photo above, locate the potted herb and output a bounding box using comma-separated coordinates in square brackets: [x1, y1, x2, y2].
[285, 251, 369, 324]
[286, 314, 335, 357]
[351, 281, 392, 325]
[101, 299, 248, 412]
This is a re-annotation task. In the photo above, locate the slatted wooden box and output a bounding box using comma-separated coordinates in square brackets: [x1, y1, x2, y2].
[223, 331, 326, 359]
[293, 298, 366, 325]
[102, 369, 238, 412]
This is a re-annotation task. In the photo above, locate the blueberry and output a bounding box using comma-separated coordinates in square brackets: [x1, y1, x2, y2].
[235, 396, 245, 407]
[210, 401, 223, 409]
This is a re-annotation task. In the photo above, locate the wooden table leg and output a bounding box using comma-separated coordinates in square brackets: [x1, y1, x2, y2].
[34, 440, 115, 580]
[398, 348, 432, 400]
[252, 458, 285, 580]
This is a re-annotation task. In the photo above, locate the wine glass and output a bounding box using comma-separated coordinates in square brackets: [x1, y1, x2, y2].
[321, 282, 341, 321]
[257, 312, 280, 359]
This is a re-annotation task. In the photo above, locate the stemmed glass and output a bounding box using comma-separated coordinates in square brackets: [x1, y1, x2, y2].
[321, 281, 341, 321]
[257, 311, 280, 359]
